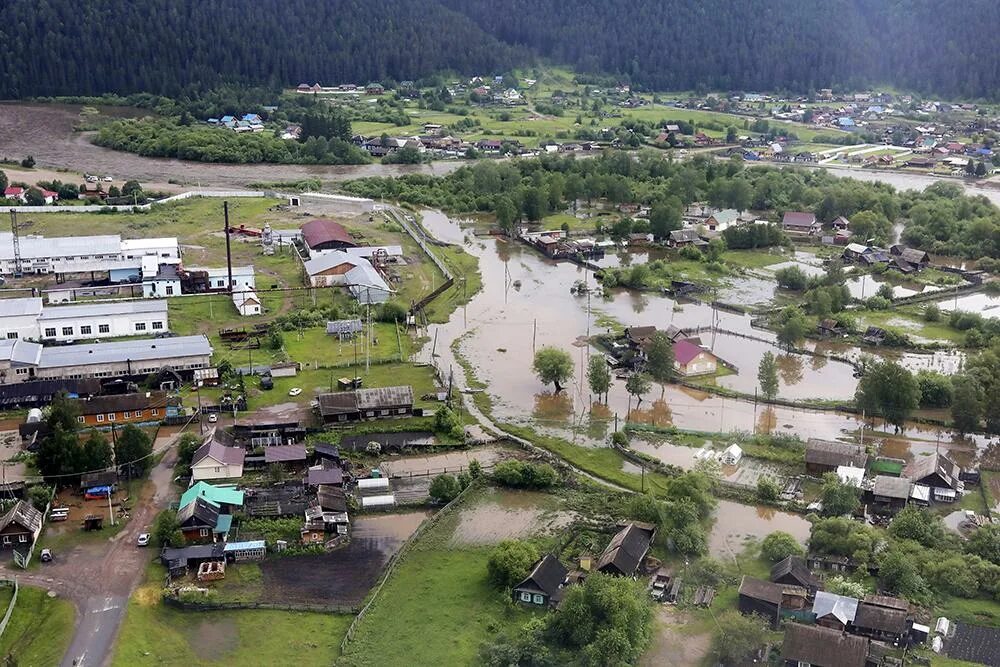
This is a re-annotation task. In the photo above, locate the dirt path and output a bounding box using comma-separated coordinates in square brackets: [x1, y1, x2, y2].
[640, 606, 712, 667]
[0, 431, 183, 667]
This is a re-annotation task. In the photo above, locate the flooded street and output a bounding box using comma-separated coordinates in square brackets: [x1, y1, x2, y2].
[707, 499, 812, 558]
[417, 209, 999, 467]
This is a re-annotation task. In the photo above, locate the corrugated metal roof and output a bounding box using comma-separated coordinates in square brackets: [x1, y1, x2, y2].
[326, 319, 363, 335]
[37, 335, 211, 368]
[0, 339, 42, 365]
[303, 251, 358, 276]
[0, 232, 121, 261]
[224, 540, 265, 551]
[38, 299, 168, 320]
[356, 385, 413, 409]
[0, 297, 43, 317]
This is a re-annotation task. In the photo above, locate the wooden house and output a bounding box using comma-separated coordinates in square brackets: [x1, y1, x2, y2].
[771, 556, 821, 596]
[0, 501, 42, 552]
[905, 453, 961, 498]
[805, 439, 868, 476]
[595, 522, 655, 577]
[812, 591, 859, 632]
[870, 475, 911, 514]
[852, 595, 909, 643]
[781, 623, 869, 667]
[513, 554, 568, 608]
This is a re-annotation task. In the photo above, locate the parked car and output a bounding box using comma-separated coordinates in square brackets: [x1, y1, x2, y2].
[208, 413, 218, 423]
[260, 375, 274, 390]
[137, 533, 150, 547]
[40, 549, 52, 563]
[288, 387, 302, 397]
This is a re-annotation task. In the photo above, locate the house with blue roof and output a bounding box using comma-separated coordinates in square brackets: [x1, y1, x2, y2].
[220, 115, 236, 128]
[837, 117, 856, 128]
[242, 113, 262, 124]
[180, 482, 244, 514]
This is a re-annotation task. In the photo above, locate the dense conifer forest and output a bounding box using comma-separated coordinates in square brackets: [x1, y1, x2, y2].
[1, 0, 998, 99]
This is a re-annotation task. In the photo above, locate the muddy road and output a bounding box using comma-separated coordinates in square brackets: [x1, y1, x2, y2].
[0, 103, 462, 188]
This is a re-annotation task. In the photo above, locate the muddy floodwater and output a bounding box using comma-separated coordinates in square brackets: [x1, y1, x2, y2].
[707, 499, 811, 558]
[943, 291, 1000, 318]
[379, 444, 511, 477]
[449, 489, 573, 545]
[418, 209, 1000, 469]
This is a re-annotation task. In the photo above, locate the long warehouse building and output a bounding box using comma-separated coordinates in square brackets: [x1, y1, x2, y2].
[0, 298, 169, 342]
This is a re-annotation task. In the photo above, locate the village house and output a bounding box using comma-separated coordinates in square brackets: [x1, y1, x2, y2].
[781, 622, 869, 667]
[813, 591, 859, 631]
[263, 444, 308, 468]
[771, 556, 821, 596]
[704, 209, 741, 232]
[905, 453, 962, 502]
[870, 475, 911, 514]
[668, 229, 707, 248]
[231, 289, 262, 316]
[852, 595, 909, 643]
[71, 390, 175, 426]
[889, 245, 930, 272]
[0, 500, 43, 552]
[306, 465, 344, 488]
[179, 482, 244, 516]
[191, 439, 246, 482]
[781, 211, 821, 235]
[317, 385, 414, 423]
[513, 554, 569, 608]
[737, 576, 808, 628]
[817, 318, 846, 338]
[805, 439, 868, 476]
[595, 521, 656, 577]
[672, 339, 719, 377]
[177, 496, 231, 544]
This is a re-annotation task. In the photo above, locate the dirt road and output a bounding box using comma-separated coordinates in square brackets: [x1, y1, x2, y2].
[0, 433, 182, 667]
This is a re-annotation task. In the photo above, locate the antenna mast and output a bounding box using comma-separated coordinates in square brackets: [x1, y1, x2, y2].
[9, 210, 22, 278]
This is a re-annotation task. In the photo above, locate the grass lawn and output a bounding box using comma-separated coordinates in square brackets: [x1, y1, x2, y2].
[850, 308, 967, 345]
[937, 595, 1000, 628]
[722, 249, 789, 269]
[112, 564, 351, 666]
[0, 585, 75, 666]
[339, 489, 541, 666]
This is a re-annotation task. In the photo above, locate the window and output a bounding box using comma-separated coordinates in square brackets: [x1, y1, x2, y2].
[77, 416, 84, 423]
[533, 594, 544, 604]
[165, 286, 174, 296]
[398, 408, 407, 414]
[199, 528, 209, 537]
[18, 535, 26, 543]
[151, 409, 159, 416]
[366, 411, 374, 417]
[80, 325, 92, 335]
[62, 327, 73, 336]
[135, 322, 147, 331]
[380, 409, 389, 416]
[6, 332, 16, 339]
[108, 413, 116, 421]
[15, 368, 28, 375]
[520, 592, 532, 602]
[96, 414, 105, 422]
[2, 537, 8, 545]
[152, 321, 163, 330]
[44, 328, 56, 337]
[98, 324, 110, 334]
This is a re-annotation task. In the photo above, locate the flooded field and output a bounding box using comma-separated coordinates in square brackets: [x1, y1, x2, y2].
[943, 291, 1000, 318]
[707, 499, 811, 558]
[449, 489, 573, 545]
[380, 444, 512, 477]
[844, 274, 947, 300]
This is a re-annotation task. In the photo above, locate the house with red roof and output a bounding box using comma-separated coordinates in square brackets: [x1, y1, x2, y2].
[672, 339, 719, 377]
[3, 187, 25, 203]
[40, 189, 59, 204]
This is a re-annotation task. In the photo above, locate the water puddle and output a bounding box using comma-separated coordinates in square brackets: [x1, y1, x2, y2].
[707, 499, 811, 558]
[449, 490, 572, 545]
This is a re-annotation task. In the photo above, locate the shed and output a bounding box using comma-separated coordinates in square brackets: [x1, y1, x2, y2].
[771, 556, 821, 594]
[805, 439, 868, 475]
[301, 218, 357, 250]
[223, 540, 266, 562]
[853, 601, 908, 642]
[812, 591, 860, 630]
[264, 444, 308, 465]
[360, 494, 396, 508]
[721, 444, 742, 465]
[595, 522, 656, 577]
[738, 576, 784, 627]
[781, 623, 868, 667]
[872, 475, 911, 513]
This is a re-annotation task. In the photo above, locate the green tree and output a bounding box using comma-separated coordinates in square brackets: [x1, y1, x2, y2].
[850, 210, 893, 246]
[586, 355, 611, 403]
[121, 179, 143, 196]
[923, 303, 941, 322]
[877, 549, 927, 599]
[429, 473, 462, 503]
[951, 375, 983, 435]
[176, 432, 203, 470]
[915, 370, 953, 408]
[0, 169, 6, 192]
[756, 476, 781, 503]
[486, 539, 539, 589]
[966, 524, 1000, 565]
[625, 372, 652, 411]
[711, 610, 768, 664]
[495, 197, 517, 236]
[757, 351, 779, 400]
[37, 393, 82, 477]
[648, 197, 682, 239]
[27, 485, 52, 512]
[888, 506, 945, 547]
[820, 472, 860, 517]
[532, 347, 573, 393]
[644, 332, 674, 389]
[547, 573, 653, 666]
[760, 531, 805, 562]
[24, 187, 44, 206]
[115, 424, 153, 477]
[776, 307, 809, 348]
[854, 360, 920, 430]
[153, 511, 184, 547]
[81, 431, 113, 472]
[775, 266, 808, 290]
[20, 155, 35, 168]
[433, 405, 464, 439]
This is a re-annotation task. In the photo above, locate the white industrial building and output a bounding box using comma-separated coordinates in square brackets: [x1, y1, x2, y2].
[37, 300, 169, 341]
[142, 264, 255, 298]
[0, 297, 168, 341]
[346, 262, 392, 304]
[0, 335, 213, 384]
[232, 289, 262, 316]
[0, 298, 43, 340]
[303, 251, 361, 287]
[0, 232, 179, 276]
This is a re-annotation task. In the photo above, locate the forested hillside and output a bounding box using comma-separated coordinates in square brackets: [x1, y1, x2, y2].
[1, 0, 998, 99]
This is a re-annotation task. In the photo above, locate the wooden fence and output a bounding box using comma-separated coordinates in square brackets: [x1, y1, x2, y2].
[162, 597, 357, 614]
[0, 579, 19, 639]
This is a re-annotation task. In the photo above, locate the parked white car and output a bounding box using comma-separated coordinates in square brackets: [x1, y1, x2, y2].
[288, 387, 302, 397]
[137, 533, 150, 547]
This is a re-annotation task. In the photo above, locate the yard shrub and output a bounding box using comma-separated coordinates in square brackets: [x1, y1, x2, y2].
[486, 539, 539, 590]
[760, 531, 804, 562]
[491, 460, 558, 489]
[429, 473, 462, 503]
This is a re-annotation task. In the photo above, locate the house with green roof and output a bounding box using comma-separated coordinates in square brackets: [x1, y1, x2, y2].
[180, 482, 244, 515]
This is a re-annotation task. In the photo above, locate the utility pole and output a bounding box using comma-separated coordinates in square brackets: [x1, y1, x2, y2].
[196, 382, 204, 435]
[9, 210, 22, 278]
[532, 318, 537, 353]
[224, 201, 233, 295]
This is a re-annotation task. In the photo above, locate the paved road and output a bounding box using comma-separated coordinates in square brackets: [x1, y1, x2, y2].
[1, 432, 181, 667]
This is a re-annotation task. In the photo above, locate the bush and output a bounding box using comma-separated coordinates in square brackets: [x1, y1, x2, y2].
[432, 406, 464, 439]
[376, 301, 407, 323]
[679, 245, 703, 261]
[924, 303, 941, 322]
[760, 531, 805, 562]
[486, 540, 539, 590]
[429, 473, 462, 503]
[492, 460, 558, 489]
[775, 266, 808, 290]
[756, 476, 781, 503]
